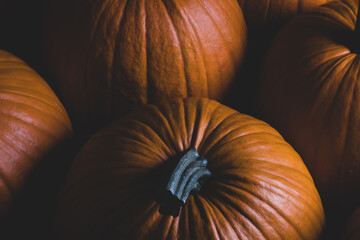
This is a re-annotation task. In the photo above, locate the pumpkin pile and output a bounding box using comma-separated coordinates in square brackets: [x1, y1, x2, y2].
[2, 0, 360, 239]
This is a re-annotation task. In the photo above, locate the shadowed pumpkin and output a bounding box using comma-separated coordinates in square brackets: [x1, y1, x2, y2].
[259, 0, 360, 214]
[46, 0, 247, 136]
[345, 206, 360, 240]
[0, 50, 73, 216]
[237, 0, 330, 28]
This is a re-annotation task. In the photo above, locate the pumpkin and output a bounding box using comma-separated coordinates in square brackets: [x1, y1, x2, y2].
[58, 98, 324, 240]
[45, 0, 247, 136]
[0, 50, 73, 217]
[259, 0, 360, 213]
[224, 1, 329, 119]
[237, 0, 330, 28]
[345, 206, 360, 240]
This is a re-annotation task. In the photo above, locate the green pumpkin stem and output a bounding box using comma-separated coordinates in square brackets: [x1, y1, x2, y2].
[158, 147, 211, 217]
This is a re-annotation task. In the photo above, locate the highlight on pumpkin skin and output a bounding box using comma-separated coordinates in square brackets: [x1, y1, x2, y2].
[0, 49, 73, 217]
[45, 0, 247, 137]
[57, 98, 324, 240]
[259, 0, 360, 217]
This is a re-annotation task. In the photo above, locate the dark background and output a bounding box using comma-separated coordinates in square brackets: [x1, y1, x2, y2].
[0, 0, 46, 76]
[0, 2, 78, 239]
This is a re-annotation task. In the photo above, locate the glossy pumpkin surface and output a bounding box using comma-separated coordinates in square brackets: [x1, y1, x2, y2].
[58, 98, 324, 240]
[0, 50, 73, 216]
[259, 0, 360, 210]
[46, 0, 247, 135]
[237, 0, 330, 27]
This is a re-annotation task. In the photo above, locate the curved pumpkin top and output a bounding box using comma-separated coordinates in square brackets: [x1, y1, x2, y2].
[0, 50, 73, 216]
[46, 0, 247, 135]
[58, 98, 324, 240]
[260, 0, 360, 209]
[345, 206, 360, 240]
[237, 0, 330, 27]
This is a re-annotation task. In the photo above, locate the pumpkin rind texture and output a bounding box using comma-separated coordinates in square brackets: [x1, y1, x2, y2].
[58, 98, 324, 240]
[237, 0, 330, 27]
[259, 0, 360, 210]
[0, 50, 73, 216]
[46, 0, 247, 135]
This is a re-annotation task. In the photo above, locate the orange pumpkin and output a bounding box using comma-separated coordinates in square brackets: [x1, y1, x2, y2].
[237, 0, 330, 27]
[46, 0, 247, 135]
[58, 98, 324, 240]
[259, 0, 360, 212]
[0, 50, 73, 216]
[345, 206, 360, 240]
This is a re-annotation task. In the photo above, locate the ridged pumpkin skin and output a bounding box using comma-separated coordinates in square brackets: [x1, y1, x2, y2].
[345, 207, 360, 240]
[259, 0, 360, 209]
[46, 0, 247, 134]
[0, 50, 73, 216]
[237, 0, 330, 27]
[58, 98, 324, 240]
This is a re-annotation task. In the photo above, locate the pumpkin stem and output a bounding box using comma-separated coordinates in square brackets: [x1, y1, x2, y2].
[355, 0, 360, 51]
[158, 147, 211, 217]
